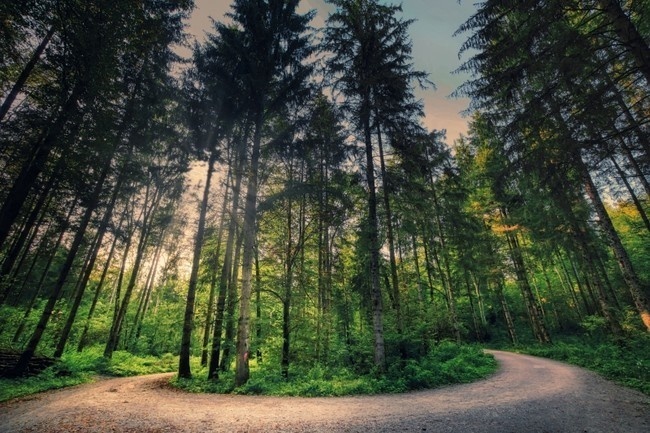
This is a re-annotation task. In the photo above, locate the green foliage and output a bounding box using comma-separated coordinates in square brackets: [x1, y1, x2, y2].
[172, 342, 496, 397]
[0, 366, 89, 403]
[515, 334, 650, 395]
[0, 345, 178, 402]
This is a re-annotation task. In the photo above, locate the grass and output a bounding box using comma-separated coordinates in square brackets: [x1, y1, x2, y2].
[0, 346, 178, 403]
[172, 342, 498, 397]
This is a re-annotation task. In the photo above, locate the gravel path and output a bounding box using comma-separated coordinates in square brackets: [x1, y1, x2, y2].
[0, 350, 648, 432]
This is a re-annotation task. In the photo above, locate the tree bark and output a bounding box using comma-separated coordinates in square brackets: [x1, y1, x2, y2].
[53, 174, 124, 357]
[0, 82, 83, 251]
[235, 109, 264, 386]
[77, 209, 125, 352]
[209, 132, 246, 380]
[179, 150, 217, 378]
[13, 158, 110, 375]
[104, 182, 162, 358]
[0, 26, 55, 123]
[361, 103, 385, 372]
[375, 122, 403, 340]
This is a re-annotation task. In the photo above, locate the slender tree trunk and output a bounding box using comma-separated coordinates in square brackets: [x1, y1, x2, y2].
[430, 187, 461, 343]
[0, 82, 83, 251]
[54, 174, 124, 357]
[375, 121, 403, 339]
[495, 279, 518, 345]
[133, 228, 165, 343]
[254, 245, 263, 363]
[281, 177, 294, 380]
[361, 106, 385, 372]
[78, 210, 124, 352]
[411, 235, 425, 308]
[209, 132, 246, 379]
[200, 250, 218, 366]
[13, 158, 110, 375]
[0, 26, 55, 123]
[220, 229, 243, 373]
[235, 108, 264, 386]
[200, 170, 230, 367]
[610, 155, 650, 232]
[553, 252, 583, 320]
[0, 156, 65, 282]
[179, 151, 217, 378]
[105, 184, 161, 358]
[471, 272, 488, 328]
[465, 272, 483, 341]
[501, 210, 551, 343]
[578, 156, 650, 331]
[10, 200, 77, 343]
[421, 227, 438, 302]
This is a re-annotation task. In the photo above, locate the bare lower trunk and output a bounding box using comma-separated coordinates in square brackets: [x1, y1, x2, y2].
[179, 151, 217, 378]
[235, 111, 263, 386]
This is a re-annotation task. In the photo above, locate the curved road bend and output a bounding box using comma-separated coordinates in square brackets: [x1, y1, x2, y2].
[0, 350, 648, 432]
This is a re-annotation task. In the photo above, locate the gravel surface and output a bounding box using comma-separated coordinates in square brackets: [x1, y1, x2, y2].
[0, 350, 648, 432]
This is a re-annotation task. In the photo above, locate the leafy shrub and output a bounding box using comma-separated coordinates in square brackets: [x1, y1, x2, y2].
[173, 343, 497, 397]
[0, 346, 180, 402]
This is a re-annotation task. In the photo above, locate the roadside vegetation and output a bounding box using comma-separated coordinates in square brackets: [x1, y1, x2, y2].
[173, 342, 497, 397]
[513, 331, 650, 395]
[1, 342, 495, 401]
[0, 346, 177, 402]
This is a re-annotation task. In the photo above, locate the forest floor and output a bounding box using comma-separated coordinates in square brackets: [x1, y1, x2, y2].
[0, 350, 648, 433]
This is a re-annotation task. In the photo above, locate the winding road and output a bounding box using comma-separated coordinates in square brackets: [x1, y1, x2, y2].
[0, 350, 648, 432]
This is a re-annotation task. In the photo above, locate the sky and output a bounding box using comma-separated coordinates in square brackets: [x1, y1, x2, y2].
[185, 0, 478, 144]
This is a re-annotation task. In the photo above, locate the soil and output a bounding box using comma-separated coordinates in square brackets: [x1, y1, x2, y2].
[0, 350, 648, 432]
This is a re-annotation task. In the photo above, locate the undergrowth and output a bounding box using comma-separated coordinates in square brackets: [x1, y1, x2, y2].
[0, 345, 178, 402]
[172, 342, 497, 397]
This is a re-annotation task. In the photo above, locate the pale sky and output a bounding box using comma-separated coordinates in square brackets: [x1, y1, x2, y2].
[186, 0, 478, 144]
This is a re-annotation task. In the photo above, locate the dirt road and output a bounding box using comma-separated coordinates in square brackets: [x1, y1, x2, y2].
[0, 350, 648, 432]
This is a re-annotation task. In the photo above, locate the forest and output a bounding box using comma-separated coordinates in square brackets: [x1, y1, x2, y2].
[0, 0, 648, 397]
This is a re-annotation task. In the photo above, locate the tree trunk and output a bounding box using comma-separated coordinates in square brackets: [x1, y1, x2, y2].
[495, 279, 518, 345]
[235, 109, 264, 386]
[502, 209, 551, 343]
[10, 199, 77, 343]
[0, 26, 55, 123]
[199, 169, 230, 367]
[375, 121, 403, 339]
[0, 156, 65, 283]
[610, 155, 650, 232]
[209, 132, 246, 380]
[578, 156, 650, 331]
[281, 177, 294, 380]
[53, 174, 124, 357]
[361, 105, 385, 372]
[13, 158, 110, 375]
[0, 83, 83, 251]
[179, 150, 217, 378]
[78, 209, 125, 352]
[219, 228, 243, 373]
[104, 183, 162, 358]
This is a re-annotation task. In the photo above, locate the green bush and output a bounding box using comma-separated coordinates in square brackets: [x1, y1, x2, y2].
[172, 342, 497, 397]
[0, 346, 180, 402]
[0, 366, 89, 402]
